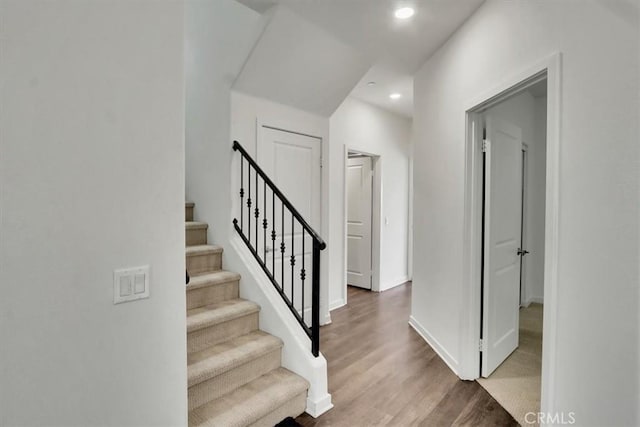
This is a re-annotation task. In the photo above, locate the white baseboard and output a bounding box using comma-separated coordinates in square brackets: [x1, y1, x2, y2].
[329, 298, 346, 311]
[321, 312, 332, 325]
[306, 393, 333, 418]
[299, 307, 331, 325]
[380, 275, 411, 292]
[524, 296, 544, 306]
[408, 315, 459, 376]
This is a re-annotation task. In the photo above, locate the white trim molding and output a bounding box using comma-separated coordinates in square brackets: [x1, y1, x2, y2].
[380, 276, 411, 292]
[306, 393, 334, 418]
[342, 147, 383, 294]
[460, 52, 562, 414]
[329, 298, 346, 312]
[409, 315, 459, 376]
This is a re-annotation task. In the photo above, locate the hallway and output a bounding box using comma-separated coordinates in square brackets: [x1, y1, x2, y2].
[297, 284, 517, 426]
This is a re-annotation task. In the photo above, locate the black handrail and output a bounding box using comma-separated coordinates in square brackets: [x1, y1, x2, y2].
[232, 140, 326, 357]
[233, 141, 326, 250]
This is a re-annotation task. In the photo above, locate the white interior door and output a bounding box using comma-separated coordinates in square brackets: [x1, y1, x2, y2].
[257, 126, 321, 323]
[346, 156, 373, 289]
[481, 115, 523, 377]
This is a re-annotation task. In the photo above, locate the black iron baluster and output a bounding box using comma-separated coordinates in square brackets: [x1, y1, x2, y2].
[233, 141, 326, 358]
[272, 192, 276, 281]
[281, 202, 285, 295]
[240, 157, 244, 231]
[255, 172, 259, 251]
[247, 167, 251, 242]
[291, 215, 295, 309]
[301, 228, 305, 324]
[263, 181, 267, 262]
[312, 239, 320, 357]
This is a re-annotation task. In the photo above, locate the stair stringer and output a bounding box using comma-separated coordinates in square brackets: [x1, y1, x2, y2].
[226, 234, 333, 418]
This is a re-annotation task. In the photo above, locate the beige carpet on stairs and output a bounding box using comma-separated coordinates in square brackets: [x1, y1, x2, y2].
[478, 303, 543, 427]
[185, 201, 309, 426]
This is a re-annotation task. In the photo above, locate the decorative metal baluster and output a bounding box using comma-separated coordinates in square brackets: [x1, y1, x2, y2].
[272, 192, 276, 281]
[240, 157, 244, 231]
[247, 168, 251, 242]
[301, 228, 306, 324]
[232, 141, 326, 358]
[263, 181, 267, 262]
[291, 215, 295, 309]
[281, 202, 285, 296]
[255, 172, 259, 251]
[312, 240, 321, 357]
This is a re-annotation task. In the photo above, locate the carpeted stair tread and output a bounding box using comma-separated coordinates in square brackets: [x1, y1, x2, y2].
[188, 330, 282, 387]
[188, 368, 309, 427]
[187, 299, 260, 333]
[186, 245, 223, 256]
[186, 221, 208, 229]
[187, 270, 241, 291]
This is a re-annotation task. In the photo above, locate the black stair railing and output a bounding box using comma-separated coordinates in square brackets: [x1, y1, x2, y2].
[232, 140, 326, 357]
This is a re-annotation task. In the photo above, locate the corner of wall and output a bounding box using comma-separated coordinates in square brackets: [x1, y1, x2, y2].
[408, 315, 460, 376]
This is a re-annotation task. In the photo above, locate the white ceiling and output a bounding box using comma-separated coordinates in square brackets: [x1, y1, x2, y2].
[233, 6, 370, 116]
[237, 0, 485, 117]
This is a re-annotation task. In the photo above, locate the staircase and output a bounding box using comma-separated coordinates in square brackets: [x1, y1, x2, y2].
[185, 202, 309, 426]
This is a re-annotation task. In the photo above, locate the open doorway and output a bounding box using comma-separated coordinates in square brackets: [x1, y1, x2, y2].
[344, 150, 381, 294]
[472, 78, 548, 425]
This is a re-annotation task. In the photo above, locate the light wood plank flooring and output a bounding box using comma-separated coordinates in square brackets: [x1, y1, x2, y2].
[297, 283, 517, 426]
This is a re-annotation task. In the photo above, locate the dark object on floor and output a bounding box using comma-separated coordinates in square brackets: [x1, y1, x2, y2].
[275, 417, 303, 427]
[186, 270, 190, 285]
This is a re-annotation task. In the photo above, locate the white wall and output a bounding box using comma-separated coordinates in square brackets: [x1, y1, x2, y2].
[330, 97, 412, 308]
[228, 90, 333, 415]
[231, 91, 329, 160]
[411, 1, 639, 425]
[186, 2, 332, 416]
[485, 91, 547, 304]
[0, 1, 186, 425]
[230, 91, 331, 323]
[233, 6, 370, 117]
[185, 0, 263, 248]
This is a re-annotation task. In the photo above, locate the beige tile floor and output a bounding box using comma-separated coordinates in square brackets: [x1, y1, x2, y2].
[478, 303, 543, 426]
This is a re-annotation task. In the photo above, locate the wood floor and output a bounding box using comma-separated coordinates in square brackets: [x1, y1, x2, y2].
[296, 283, 517, 427]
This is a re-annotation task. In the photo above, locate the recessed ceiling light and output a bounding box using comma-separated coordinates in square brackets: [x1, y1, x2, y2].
[394, 7, 415, 19]
[367, 81, 376, 86]
[389, 93, 402, 100]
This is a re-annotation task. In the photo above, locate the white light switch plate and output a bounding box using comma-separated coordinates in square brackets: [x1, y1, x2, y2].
[114, 266, 149, 304]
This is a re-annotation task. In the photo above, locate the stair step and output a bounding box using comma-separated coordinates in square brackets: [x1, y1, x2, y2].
[186, 245, 222, 275]
[188, 368, 309, 427]
[186, 202, 195, 222]
[187, 299, 260, 353]
[188, 331, 283, 410]
[186, 221, 208, 246]
[187, 270, 240, 309]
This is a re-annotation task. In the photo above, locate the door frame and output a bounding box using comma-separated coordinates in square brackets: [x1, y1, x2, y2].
[460, 52, 561, 416]
[345, 154, 374, 290]
[342, 147, 382, 303]
[520, 142, 529, 307]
